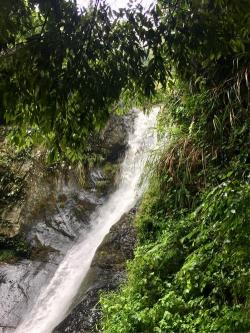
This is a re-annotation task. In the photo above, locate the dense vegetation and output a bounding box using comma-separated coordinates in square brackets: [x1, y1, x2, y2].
[0, 0, 250, 331]
[0, 0, 163, 161]
[101, 1, 250, 332]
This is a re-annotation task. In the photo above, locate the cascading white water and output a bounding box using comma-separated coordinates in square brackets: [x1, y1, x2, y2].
[15, 107, 158, 333]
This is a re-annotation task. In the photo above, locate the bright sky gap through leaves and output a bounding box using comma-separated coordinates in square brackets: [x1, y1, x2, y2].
[76, 0, 154, 10]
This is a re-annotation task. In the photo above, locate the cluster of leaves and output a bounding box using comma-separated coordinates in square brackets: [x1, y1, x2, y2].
[158, 0, 250, 86]
[101, 1, 250, 332]
[101, 89, 250, 332]
[101, 178, 250, 333]
[0, 141, 29, 211]
[0, 234, 31, 262]
[0, 0, 165, 161]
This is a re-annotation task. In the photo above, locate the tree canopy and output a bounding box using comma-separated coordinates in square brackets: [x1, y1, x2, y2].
[0, 0, 164, 160]
[0, 0, 249, 160]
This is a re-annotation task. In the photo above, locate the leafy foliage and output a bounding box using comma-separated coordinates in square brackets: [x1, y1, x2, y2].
[0, 0, 164, 160]
[0, 234, 31, 262]
[102, 169, 250, 332]
[0, 138, 28, 211]
[101, 1, 250, 332]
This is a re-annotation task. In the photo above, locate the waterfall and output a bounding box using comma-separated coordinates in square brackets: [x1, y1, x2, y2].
[15, 107, 158, 333]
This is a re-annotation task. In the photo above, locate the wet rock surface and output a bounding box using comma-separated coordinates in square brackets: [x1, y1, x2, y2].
[0, 168, 107, 331]
[0, 113, 135, 332]
[0, 260, 55, 332]
[53, 209, 136, 333]
[24, 189, 102, 256]
[0, 111, 133, 239]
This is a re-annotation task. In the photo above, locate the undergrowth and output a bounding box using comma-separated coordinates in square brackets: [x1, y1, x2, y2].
[100, 69, 250, 332]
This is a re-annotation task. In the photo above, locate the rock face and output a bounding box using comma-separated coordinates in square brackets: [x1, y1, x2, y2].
[0, 112, 134, 239]
[0, 260, 56, 332]
[53, 209, 136, 333]
[0, 112, 135, 332]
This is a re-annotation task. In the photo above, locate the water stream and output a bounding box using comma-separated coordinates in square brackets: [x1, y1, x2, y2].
[15, 108, 158, 333]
